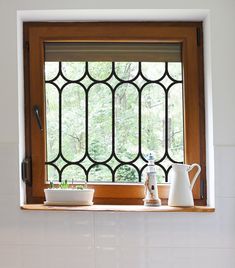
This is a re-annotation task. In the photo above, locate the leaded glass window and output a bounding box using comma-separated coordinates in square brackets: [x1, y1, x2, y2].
[44, 42, 184, 184]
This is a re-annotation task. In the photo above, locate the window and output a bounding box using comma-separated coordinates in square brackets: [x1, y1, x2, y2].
[23, 22, 206, 205]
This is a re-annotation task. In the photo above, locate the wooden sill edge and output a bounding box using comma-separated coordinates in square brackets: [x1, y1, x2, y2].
[21, 204, 215, 212]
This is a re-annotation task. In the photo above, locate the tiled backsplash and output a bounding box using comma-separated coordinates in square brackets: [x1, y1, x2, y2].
[0, 143, 235, 267]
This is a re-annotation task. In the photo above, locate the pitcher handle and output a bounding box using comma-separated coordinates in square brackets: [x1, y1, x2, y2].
[188, 163, 201, 190]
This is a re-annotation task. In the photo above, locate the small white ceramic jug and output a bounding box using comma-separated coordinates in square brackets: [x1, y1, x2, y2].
[168, 163, 201, 207]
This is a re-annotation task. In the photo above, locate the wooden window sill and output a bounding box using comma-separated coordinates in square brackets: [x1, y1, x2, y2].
[21, 204, 215, 212]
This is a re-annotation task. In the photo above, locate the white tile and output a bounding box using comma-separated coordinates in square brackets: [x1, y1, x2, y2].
[95, 212, 145, 248]
[0, 245, 20, 268]
[145, 197, 235, 249]
[0, 195, 20, 245]
[117, 247, 146, 268]
[63, 246, 95, 268]
[42, 246, 67, 268]
[20, 245, 44, 268]
[189, 197, 235, 249]
[167, 215, 195, 247]
[167, 199, 233, 249]
[43, 211, 94, 246]
[93, 247, 233, 268]
[42, 246, 94, 268]
[0, 97, 18, 143]
[145, 213, 197, 247]
[201, 248, 235, 268]
[215, 146, 235, 197]
[215, 197, 235, 248]
[209, 249, 235, 268]
[145, 213, 174, 247]
[19, 211, 46, 245]
[169, 248, 197, 268]
[94, 212, 119, 247]
[169, 248, 235, 268]
[0, 143, 19, 196]
[188, 213, 219, 248]
[146, 248, 171, 268]
[95, 247, 118, 268]
[117, 212, 145, 247]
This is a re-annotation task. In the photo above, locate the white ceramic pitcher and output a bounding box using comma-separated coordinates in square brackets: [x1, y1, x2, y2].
[168, 163, 201, 207]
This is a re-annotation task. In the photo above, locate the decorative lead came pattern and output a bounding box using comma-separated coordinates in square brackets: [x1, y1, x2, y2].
[44, 61, 184, 184]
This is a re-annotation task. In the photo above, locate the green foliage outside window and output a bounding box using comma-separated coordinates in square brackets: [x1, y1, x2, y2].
[45, 61, 183, 183]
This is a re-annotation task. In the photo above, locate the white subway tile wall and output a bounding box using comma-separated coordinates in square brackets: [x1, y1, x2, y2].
[95, 247, 118, 268]
[0, 145, 233, 268]
[215, 146, 235, 197]
[0, 144, 19, 196]
[0, 245, 21, 268]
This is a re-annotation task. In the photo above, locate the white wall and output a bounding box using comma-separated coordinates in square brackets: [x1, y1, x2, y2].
[0, 1, 235, 267]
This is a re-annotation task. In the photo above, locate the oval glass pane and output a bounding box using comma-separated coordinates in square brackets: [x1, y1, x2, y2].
[141, 62, 165, 81]
[88, 84, 112, 162]
[46, 165, 59, 182]
[88, 62, 112, 81]
[45, 62, 59, 81]
[141, 83, 165, 160]
[115, 83, 138, 162]
[167, 62, 182, 81]
[45, 83, 59, 162]
[168, 83, 184, 161]
[115, 164, 138, 182]
[62, 84, 85, 162]
[141, 165, 165, 183]
[115, 62, 138, 81]
[88, 164, 112, 182]
[61, 62, 85, 81]
[62, 165, 86, 182]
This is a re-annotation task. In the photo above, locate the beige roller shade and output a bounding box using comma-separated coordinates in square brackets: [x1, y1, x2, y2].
[45, 42, 181, 62]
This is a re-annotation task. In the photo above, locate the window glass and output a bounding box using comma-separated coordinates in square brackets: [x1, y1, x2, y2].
[44, 42, 184, 183]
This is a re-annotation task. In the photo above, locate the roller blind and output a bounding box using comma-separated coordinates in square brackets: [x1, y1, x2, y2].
[44, 42, 181, 62]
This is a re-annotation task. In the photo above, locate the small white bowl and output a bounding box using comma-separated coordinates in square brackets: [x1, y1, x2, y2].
[44, 188, 95, 206]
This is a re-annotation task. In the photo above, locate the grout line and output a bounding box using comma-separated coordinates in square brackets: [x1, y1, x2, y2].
[215, 196, 235, 199]
[2, 243, 234, 250]
[214, 144, 235, 148]
[93, 212, 97, 268]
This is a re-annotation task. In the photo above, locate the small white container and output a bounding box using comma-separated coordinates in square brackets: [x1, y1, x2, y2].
[44, 188, 95, 206]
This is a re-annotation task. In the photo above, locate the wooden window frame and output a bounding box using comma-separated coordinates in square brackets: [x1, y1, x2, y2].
[23, 22, 206, 205]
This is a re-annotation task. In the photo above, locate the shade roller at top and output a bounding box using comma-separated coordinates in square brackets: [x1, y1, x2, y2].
[44, 42, 181, 62]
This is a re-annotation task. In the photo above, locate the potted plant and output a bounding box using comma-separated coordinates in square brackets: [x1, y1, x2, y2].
[44, 180, 95, 206]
